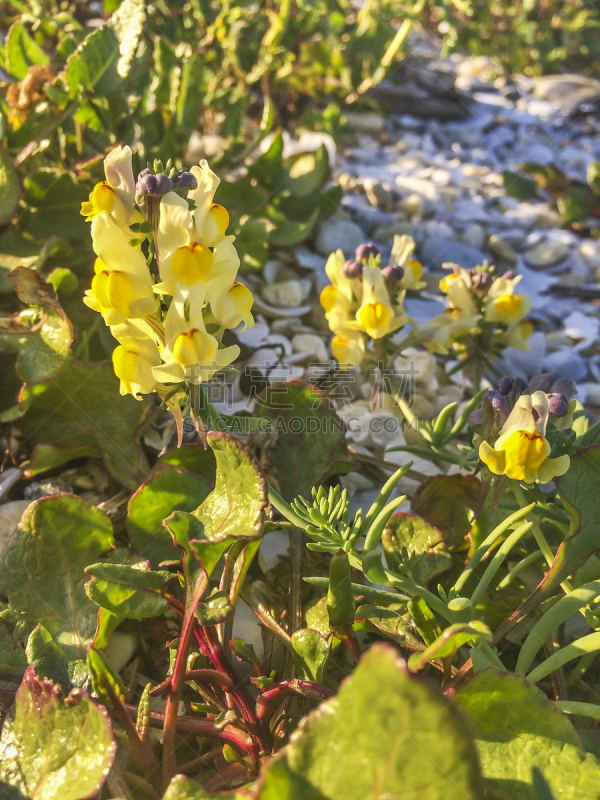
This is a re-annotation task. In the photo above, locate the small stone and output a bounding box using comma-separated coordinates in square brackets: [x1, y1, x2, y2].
[291, 333, 328, 363]
[363, 178, 395, 211]
[262, 280, 309, 308]
[419, 234, 486, 271]
[524, 239, 570, 270]
[459, 223, 486, 251]
[345, 111, 385, 134]
[258, 530, 290, 572]
[0, 500, 30, 555]
[315, 218, 365, 258]
[24, 478, 72, 500]
[372, 219, 414, 244]
[543, 348, 588, 382]
[398, 194, 423, 219]
[488, 234, 518, 265]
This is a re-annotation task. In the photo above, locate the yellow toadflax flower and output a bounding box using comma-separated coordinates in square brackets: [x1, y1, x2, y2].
[439, 265, 479, 320]
[83, 214, 158, 326]
[188, 161, 231, 248]
[152, 285, 240, 386]
[331, 331, 365, 369]
[111, 319, 162, 400]
[484, 274, 531, 325]
[81, 145, 138, 227]
[389, 235, 425, 292]
[355, 265, 410, 339]
[479, 391, 570, 483]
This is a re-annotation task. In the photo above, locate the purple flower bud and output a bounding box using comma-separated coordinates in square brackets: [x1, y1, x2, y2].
[138, 167, 152, 179]
[355, 242, 380, 263]
[512, 377, 527, 393]
[550, 377, 577, 400]
[503, 271, 516, 280]
[136, 172, 173, 197]
[496, 377, 515, 395]
[527, 373, 557, 394]
[175, 172, 198, 191]
[483, 390, 510, 417]
[343, 259, 363, 278]
[548, 394, 569, 417]
[472, 272, 492, 293]
[381, 264, 404, 281]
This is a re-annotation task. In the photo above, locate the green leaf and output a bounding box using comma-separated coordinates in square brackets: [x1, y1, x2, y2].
[23, 171, 90, 241]
[0, 622, 27, 674]
[291, 629, 329, 683]
[284, 145, 330, 198]
[456, 669, 600, 800]
[587, 161, 600, 197]
[266, 205, 320, 246]
[18, 361, 152, 489]
[87, 646, 126, 704]
[503, 170, 538, 201]
[5, 21, 49, 80]
[411, 473, 481, 547]
[259, 644, 482, 799]
[0, 309, 73, 385]
[230, 636, 261, 672]
[258, 757, 327, 800]
[233, 216, 269, 271]
[0, 666, 115, 800]
[165, 510, 232, 578]
[110, 0, 146, 78]
[127, 464, 213, 566]
[407, 621, 492, 672]
[85, 563, 173, 619]
[382, 512, 452, 585]
[194, 432, 267, 542]
[0, 495, 115, 658]
[0, 149, 19, 224]
[26, 624, 87, 691]
[195, 589, 233, 625]
[65, 25, 121, 98]
[163, 774, 244, 799]
[326, 550, 355, 639]
[256, 380, 355, 501]
[247, 132, 285, 186]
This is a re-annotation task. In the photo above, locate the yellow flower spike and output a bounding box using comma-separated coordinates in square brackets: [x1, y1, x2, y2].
[84, 214, 157, 326]
[506, 318, 533, 350]
[332, 333, 365, 368]
[170, 242, 214, 286]
[211, 281, 254, 331]
[478, 391, 570, 484]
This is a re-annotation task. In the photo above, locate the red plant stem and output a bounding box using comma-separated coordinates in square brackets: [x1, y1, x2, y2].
[104, 682, 157, 774]
[162, 570, 208, 788]
[256, 680, 334, 720]
[122, 705, 254, 754]
[183, 669, 236, 693]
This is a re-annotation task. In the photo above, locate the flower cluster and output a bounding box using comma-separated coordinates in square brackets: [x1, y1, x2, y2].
[320, 235, 423, 367]
[470, 373, 576, 484]
[81, 146, 253, 408]
[419, 264, 532, 356]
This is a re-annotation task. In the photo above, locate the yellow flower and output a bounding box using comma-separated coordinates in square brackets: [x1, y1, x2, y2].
[389, 235, 425, 291]
[111, 320, 162, 399]
[419, 310, 481, 355]
[319, 250, 359, 336]
[83, 214, 157, 326]
[479, 391, 570, 483]
[188, 161, 230, 247]
[332, 332, 365, 368]
[354, 266, 410, 339]
[485, 274, 531, 325]
[210, 281, 254, 330]
[152, 285, 239, 385]
[80, 145, 137, 226]
[440, 265, 478, 319]
[505, 318, 533, 350]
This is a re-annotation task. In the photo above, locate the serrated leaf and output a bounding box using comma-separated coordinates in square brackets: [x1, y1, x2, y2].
[87, 646, 126, 704]
[195, 590, 233, 625]
[411, 473, 481, 547]
[0, 495, 114, 658]
[85, 563, 172, 619]
[0, 149, 19, 224]
[6, 22, 49, 81]
[127, 464, 213, 566]
[258, 644, 482, 799]
[193, 432, 267, 542]
[0, 667, 115, 800]
[456, 669, 600, 800]
[0, 622, 27, 674]
[18, 361, 152, 489]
